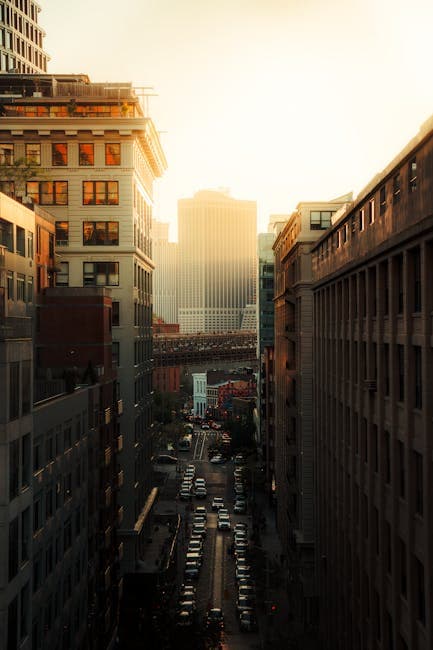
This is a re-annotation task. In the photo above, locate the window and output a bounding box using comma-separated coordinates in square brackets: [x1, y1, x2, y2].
[78, 143, 94, 166]
[414, 346, 422, 409]
[105, 143, 121, 165]
[17, 273, 25, 301]
[395, 254, 404, 314]
[0, 217, 13, 250]
[411, 246, 421, 312]
[0, 143, 13, 164]
[21, 432, 30, 489]
[393, 173, 401, 204]
[83, 221, 119, 245]
[55, 221, 69, 246]
[21, 360, 31, 414]
[26, 181, 68, 205]
[33, 493, 42, 533]
[112, 301, 120, 326]
[413, 451, 423, 515]
[415, 557, 426, 624]
[368, 199, 375, 224]
[112, 341, 120, 366]
[27, 231, 33, 258]
[310, 210, 333, 230]
[82, 180, 119, 205]
[8, 517, 19, 580]
[397, 344, 405, 402]
[25, 143, 40, 165]
[384, 430, 391, 483]
[64, 421, 72, 450]
[9, 361, 19, 420]
[83, 261, 119, 286]
[408, 157, 417, 192]
[27, 276, 33, 303]
[56, 261, 69, 287]
[20, 507, 30, 565]
[52, 143, 67, 166]
[379, 185, 386, 215]
[0, 180, 14, 197]
[16, 226, 25, 255]
[9, 438, 19, 499]
[398, 440, 405, 498]
[399, 539, 407, 598]
[7, 270, 14, 300]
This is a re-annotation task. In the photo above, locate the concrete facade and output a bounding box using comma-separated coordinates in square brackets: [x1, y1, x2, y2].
[273, 195, 350, 634]
[0, 73, 167, 577]
[312, 117, 433, 650]
[151, 219, 178, 324]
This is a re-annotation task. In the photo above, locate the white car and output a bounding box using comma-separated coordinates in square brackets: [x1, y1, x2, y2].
[210, 454, 224, 464]
[194, 478, 206, 488]
[218, 516, 231, 531]
[195, 506, 207, 519]
[212, 497, 224, 511]
[195, 486, 207, 499]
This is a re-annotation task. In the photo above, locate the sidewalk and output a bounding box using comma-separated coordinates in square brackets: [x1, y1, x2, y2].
[249, 466, 319, 650]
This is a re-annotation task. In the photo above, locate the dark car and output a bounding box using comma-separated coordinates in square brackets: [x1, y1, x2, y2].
[205, 608, 224, 630]
[239, 609, 258, 632]
[154, 454, 178, 464]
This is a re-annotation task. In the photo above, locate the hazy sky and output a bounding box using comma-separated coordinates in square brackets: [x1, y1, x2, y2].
[42, 0, 433, 238]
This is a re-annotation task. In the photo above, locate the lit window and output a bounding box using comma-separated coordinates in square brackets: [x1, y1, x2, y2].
[55, 221, 69, 246]
[0, 143, 13, 164]
[83, 221, 119, 245]
[25, 143, 40, 165]
[82, 181, 119, 205]
[26, 181, 68, 205]
[105, 143, 121, 166]
[52, 143, 67, 166]
[79, 143, 94, 166]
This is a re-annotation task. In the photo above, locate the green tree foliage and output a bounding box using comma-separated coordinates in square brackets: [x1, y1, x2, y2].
[0, 157, 41, 199]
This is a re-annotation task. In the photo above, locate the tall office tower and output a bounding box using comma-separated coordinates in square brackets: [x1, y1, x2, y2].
[273, 195, 350, 638]
[152, 219, 178, 324]
[312, 118, 433, 650]
[0, 74, 167, 582]
[0, 1, 49, 73]
[177, 189, 257, 333]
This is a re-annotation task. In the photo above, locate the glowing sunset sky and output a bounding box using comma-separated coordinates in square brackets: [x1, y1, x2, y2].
[42, 0, 433, 237]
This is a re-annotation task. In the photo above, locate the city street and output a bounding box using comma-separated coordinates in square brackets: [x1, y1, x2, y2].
[154, 426, 262, 649]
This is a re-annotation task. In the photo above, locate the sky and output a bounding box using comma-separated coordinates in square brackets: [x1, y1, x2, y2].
[42, 0, 433, 239]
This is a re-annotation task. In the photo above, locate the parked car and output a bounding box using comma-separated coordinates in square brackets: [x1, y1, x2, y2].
[234, 522, 248, 533]
[192, 523, 207, 537]
[184, 561, 200, 579]
[234, 499, 247, 514]
[239, 609, 258, 632]
[155, 454, 178, 464]
[186, 552, 202, 567]
[201, 423, 210, 429]
[195, 486, 207, 498]
[234, 454, 245, 465]
[236, 596, 255, 614]
[179, 488, 192, 500]
[236, 566, 251, 581]
[195, 506, 207, 519]
[176, 610, 194, 627]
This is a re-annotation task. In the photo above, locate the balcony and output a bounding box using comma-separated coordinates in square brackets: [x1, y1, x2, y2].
[104, 407, 111, 425]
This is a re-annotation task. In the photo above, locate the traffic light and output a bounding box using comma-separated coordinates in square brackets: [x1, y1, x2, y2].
[267, 602, 277, 615]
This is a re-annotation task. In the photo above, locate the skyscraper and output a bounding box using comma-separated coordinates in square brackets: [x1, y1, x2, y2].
[178, 189, 257, 333]
[0, 1, 49, 73]
[152, 219, 178, 324]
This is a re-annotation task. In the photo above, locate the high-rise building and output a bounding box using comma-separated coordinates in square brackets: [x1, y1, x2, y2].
[0, 74, 167, 581]
[177, 189, 257, 333]
[152, 219, 178, 324]
[312, 118, 433, 649]
[273, 194, 350, 636]
[0, 1, 49, 73]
